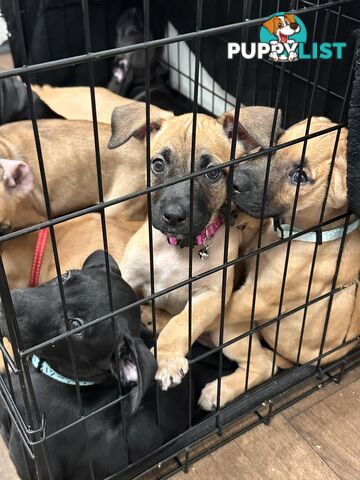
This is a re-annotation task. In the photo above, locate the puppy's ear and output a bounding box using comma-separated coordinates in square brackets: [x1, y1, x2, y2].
[82, 250, 121, 277]
[108, 102, 174, 149]
[262, 16, 278, 35]
[0, 159, 34, 198]
[285, 14, 296, 24]
[219, 106, 282, 150]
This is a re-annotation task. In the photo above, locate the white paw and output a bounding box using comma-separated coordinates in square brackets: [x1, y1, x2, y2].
[198, 379, 238, 411]
[155, 356, 189, 390]
[288, 51, 298, 62]
[269, 52, 279, 62]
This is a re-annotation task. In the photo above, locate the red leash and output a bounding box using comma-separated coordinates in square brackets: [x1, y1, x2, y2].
[29, 228, 49, 287]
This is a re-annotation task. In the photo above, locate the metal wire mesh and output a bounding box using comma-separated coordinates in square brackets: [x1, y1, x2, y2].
[0, 0, 359, 478]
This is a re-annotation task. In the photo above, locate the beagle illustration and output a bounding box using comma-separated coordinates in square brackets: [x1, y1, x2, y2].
[262, 13, 301, 62]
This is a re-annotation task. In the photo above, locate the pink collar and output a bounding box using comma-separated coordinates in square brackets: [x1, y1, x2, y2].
[167, 216, 223, 246]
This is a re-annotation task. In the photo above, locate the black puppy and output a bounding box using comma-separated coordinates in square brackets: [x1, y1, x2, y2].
[107, 8, 193, 115]
[0, 251, 188, 480]
[108, 8, 160, 98]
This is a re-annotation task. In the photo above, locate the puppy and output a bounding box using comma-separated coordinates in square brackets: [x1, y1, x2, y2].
[263, 13, 300, 44]
[263, 13, 301, 62]
[201, 117, 360, 409]
[108, 8, 160, 98]
[2, 212, 142, 290]
[107, 8, 191, 114]
[0, 111, 173, 231]
[110, 103, 278, 398]
[0, 251, 189, 479]
[31, 85, 132, 123]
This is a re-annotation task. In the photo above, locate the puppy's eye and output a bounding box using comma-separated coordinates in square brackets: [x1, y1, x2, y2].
[151, 157, 166, 174]
[205, 167, 223, 182]
[290, 169, 308, 184]
[69, 318, 83, 334]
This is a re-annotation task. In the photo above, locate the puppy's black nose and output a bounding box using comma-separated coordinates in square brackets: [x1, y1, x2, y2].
[290, 22, 298, 29]
[0, 224, 11, 236]
[163, 205, 187, 226]
[233, 173, 251, 194]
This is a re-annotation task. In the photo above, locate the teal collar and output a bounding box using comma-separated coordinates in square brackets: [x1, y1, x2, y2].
[32, 354, 96, 387]
[275, 218, 360, 243]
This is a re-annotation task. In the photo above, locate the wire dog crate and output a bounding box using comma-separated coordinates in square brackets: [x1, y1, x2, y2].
[0, 0, 360, 478]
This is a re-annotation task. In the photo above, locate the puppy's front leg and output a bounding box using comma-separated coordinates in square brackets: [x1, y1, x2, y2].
[198, 324, 274, 410]
[155, 287, 224, 390]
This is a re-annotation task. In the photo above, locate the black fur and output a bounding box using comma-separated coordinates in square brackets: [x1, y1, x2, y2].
[347, 29, 360, 217]
[107, 8, 195, 115]
[0, 251, 189, 479]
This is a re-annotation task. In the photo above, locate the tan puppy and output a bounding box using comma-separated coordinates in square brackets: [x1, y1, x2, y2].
[112, 103, 279, 394]
[2, 213, 142, 289]
[0, 111, 171, 231]
[198, 118, 360, 410]
[31, 85, 133, 123]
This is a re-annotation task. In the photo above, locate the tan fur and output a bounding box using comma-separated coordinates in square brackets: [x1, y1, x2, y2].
[119, 104, 277, 397]
[32, 85, 132, 123]
[0, 116, 157, 229]
[198, 118, 360, 410]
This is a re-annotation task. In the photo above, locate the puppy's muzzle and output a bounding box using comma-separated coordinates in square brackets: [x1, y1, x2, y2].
[0, 223, 11, 236]
[163, 204, 187, 227]
[233, 171, 252, 195]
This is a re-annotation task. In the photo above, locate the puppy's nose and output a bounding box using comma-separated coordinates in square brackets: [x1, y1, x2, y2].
[0, 224, 11, 236]
[233, 173, 251, 194]
[290, 22, 298, 29]
[163, 205, 187, 226]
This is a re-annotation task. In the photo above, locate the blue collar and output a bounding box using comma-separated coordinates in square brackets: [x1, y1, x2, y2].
[32, 354, 96, 387]
[275, 218, 360, 243]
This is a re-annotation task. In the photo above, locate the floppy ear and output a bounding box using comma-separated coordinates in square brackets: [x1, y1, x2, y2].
[82, 250, 121, 277]
[0, 159, 34, 198]
[285, 14, 296, 24]
[108, 102, 174, 149]
[262, 16, 278, 35]
[123, 336, 156, 414]
[219, 106, 282, 150]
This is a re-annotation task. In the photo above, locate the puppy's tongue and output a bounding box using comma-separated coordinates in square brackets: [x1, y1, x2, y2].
[280, 33, 287, 43]
[120, 358, 138, 388]
[113, 67, 125, 82]
[168, 236, 178, 245]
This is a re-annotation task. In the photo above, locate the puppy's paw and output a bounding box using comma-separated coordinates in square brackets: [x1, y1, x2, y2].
[288, 51, 298, 62]
[155, 356, 189, 391]
[198, 380, 237, 411]
[269, 52, 279, 62]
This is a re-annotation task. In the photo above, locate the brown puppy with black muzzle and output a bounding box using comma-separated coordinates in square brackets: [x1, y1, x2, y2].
[111, 103, 279, 394]
[198, 117, 360, 410]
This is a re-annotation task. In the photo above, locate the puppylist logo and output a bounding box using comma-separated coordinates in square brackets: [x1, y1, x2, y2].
[228, 12, 346, 62]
